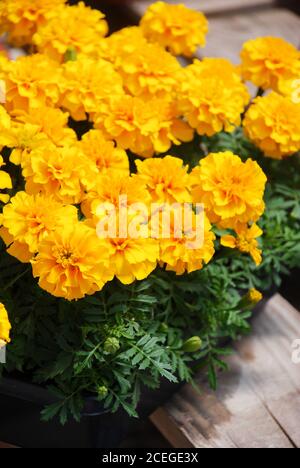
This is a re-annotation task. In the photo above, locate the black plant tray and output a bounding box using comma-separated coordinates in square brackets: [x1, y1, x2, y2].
[0, 376, 182, 448]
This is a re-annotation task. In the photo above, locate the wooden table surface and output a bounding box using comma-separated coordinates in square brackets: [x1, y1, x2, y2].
[151, 295, 300, 448]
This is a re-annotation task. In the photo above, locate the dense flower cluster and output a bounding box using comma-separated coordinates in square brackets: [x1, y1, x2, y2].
[33, 2, 108, 62]
[0, 1, 281, 310]
[0, 0, 67, 46]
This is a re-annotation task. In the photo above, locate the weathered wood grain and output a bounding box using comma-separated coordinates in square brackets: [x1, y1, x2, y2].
[128, 0, 276, 18]
[151, 294, 300, 448]
[202, 8, 300, 63]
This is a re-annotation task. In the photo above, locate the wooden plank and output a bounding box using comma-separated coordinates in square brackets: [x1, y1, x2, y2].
[128, 0, 276, 18]
[202, 8, 300, 63]
[151, 294, 300, 448]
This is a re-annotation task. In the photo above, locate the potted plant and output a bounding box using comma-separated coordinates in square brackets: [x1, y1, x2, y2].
[0, 0, 299, 448]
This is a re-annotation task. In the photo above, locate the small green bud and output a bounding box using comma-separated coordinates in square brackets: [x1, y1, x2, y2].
[182, 336, 202, 353]
[64, 47, 77, 62]
[159, 323, 169, 333]
[104, 337, 120, 354]
[97, 385, 108, 400]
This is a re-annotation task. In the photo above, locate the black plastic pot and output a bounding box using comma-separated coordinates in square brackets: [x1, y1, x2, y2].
[0, 376, 181, 448]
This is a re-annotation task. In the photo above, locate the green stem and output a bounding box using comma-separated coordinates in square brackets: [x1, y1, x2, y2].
[3, 267, 31, 291]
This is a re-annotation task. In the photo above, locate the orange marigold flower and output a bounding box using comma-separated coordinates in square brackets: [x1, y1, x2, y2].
[115, 42, 183, 99]
[82, 172, 151, 221]
[78, 130, 129, 177]
[59, 55, 124, 121]
[22, 145, 97, 204]
[135, 156, 192, 204]
[33, 2, 108, 63]
[32, 222, 114, 300]
[179, 58, 250, 136]
[94, 95, 193, 158]
[0, 0, 66, 46]
[159, 208, 215, 275]
[3, 54, 61, 113]
[140, 1, 208, 57]
[244, 92, 300, 159]
[1, 191, 78, 258]
[221, 223, 263, 266]
[100, 27, 148, 65]
[8, 107, 77, 165]
[240, 37, 300, 91]
[105, 231, 159, 285]
[190, 152, 267, 229]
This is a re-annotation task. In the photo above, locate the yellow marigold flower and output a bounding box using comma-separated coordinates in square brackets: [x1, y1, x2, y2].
[179, 58, 250, 136]
[116, 42, 183, 99]
[22, 145, 97, 204]
[33, 2, 108, 63]
[109, 236, 159, 285]
[190, 152, 267, 229]
[95, 95, 193, 158]
[221, 223, 263, 266]
[7, 124, 51, 166]
[0, 226, 33, 264]
[0, 156, 12, 204]
[140, 1, 208, 57]
[101, 27, 148, 65]
[88, 214, 158, 286]
[278, 75, 300, 104]
[3, 54, 61, 113]
[59, 56, 124, 121]
[32, 222, 114, 300]
[0, 0, 66, 46]
[13, 106, 76, 146]
[0, 303, 11, 347]
[1, 191, 78, 258]
[248, 288, 263, 304]
[82, 172, 151, 221]
[0, 105, 12, 151]
[240, 37, 300, 91]
[78, 130, 129, 177]
[8, 107, 77, 165]
[244, 92, 300, 159]
[135, 156, 191, 204]
[160, 209, 215, 275]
